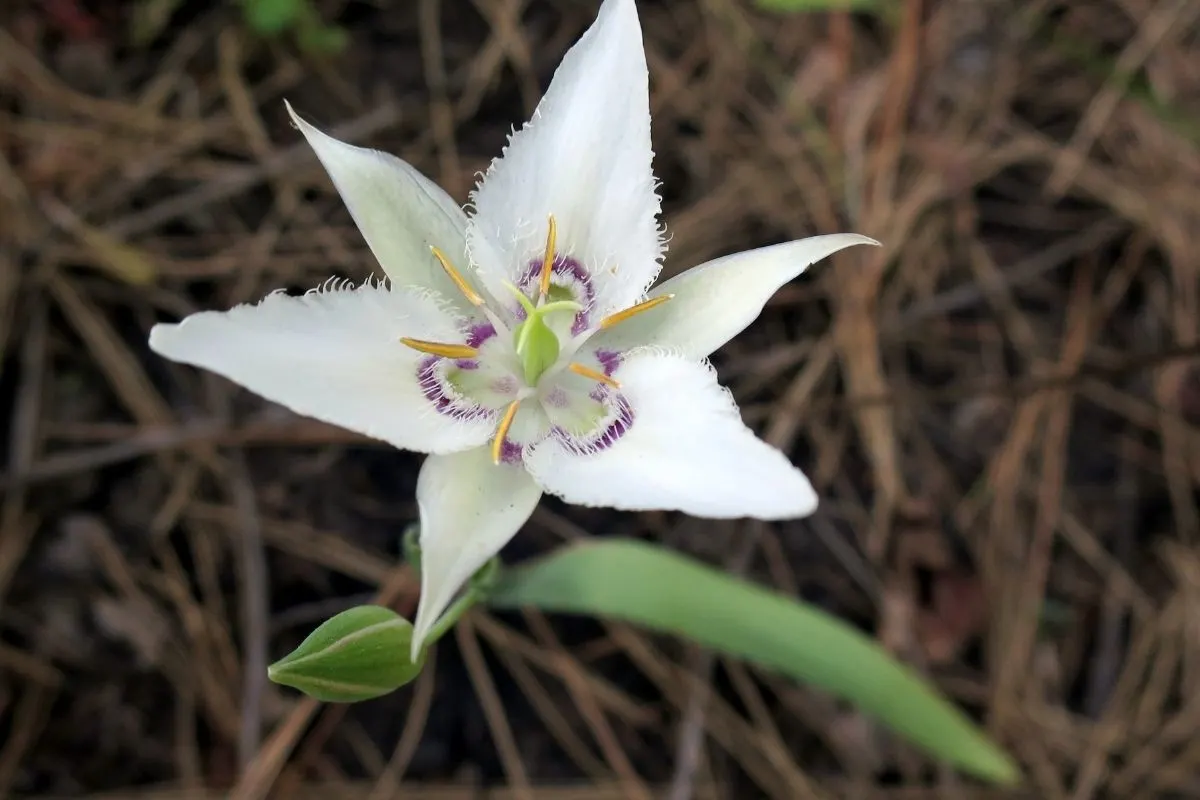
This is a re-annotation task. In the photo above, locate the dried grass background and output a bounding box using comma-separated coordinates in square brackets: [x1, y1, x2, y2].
[2, 0, 1200, 797]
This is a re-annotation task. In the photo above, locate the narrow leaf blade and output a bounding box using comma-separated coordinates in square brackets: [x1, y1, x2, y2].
[488, 539, 1018, 785]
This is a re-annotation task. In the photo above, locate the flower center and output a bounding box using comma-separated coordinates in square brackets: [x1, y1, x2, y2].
[398, 214, 675, 465]
[503, 283, 582, 386]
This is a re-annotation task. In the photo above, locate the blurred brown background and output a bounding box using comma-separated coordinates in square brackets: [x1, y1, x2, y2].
[2, 0, 1200, 797]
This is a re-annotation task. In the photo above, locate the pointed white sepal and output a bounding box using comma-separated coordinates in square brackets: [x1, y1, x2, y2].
[591, 234, 880, 360]
[410, 446, 542, 659]
[286, 102, 479, 306]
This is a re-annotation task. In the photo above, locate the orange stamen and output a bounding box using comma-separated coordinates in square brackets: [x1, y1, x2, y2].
[491, 400, 522, 464]
[399, 338, 479, 359]
[568, 362, 620, 389]
[598, 294, 674, 330]
[538, 215, 558, 300]
[430, 246, 484, 306]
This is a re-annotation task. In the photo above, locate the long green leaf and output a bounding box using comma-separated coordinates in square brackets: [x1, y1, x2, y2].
[488, 539, 1019, 785]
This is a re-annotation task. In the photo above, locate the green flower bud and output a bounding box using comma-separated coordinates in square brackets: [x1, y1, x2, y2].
[268, 605, 424, 703]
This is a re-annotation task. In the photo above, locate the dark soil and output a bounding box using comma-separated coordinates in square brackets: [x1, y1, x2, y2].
[2, 0, 1200, 797]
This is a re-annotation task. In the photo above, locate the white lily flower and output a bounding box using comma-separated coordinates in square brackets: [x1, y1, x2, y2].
[149, 0, 878, 659]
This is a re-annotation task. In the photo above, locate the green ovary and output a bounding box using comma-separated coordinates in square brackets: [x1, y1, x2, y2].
[513, 315, 560, 385]
[508, 288, 582, 386]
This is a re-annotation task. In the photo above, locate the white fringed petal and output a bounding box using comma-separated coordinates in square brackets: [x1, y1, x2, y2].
[591, 234, 880, 359]
[466, 0, 663, 319]
[149, 282, 495, 454]
[524, 349, 818, 520]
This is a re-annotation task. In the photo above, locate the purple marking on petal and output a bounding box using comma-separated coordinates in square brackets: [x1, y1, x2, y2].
[521, 255, 594, 295]
[417, 357, 453, 413]
[593, 349, 622, 376]
[520, 255, 596, 334]
[417, 357, 490, 421]
[466, 322, 496, 348]
[492, 376, 519, 396]
[555, 394, 634, 456]
[569, 313, 589, 336]
[543, 386, 569, 408]
[454, 359, 480, 370]
[497, 438, 524, 465]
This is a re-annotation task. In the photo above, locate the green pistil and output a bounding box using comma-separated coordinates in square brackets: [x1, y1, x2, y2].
[503, 282, 582, 385]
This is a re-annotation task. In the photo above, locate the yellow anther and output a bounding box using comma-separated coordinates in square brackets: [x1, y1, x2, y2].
[399, 338, 479, 359]
[491, 400, 522, 464]
[430, 246, 484, 306]
[598, 294, 674, 330]
[538, 215, 558, 300]
[568, 361, 621, 389]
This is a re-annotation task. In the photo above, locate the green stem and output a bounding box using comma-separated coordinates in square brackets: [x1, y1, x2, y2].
[424, 590, 480, 646]
[404, 528, 502, 652]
